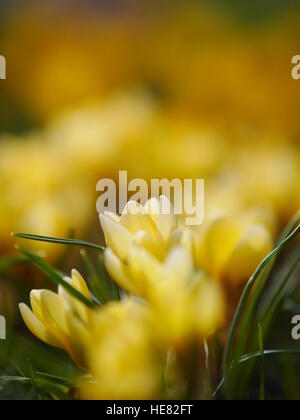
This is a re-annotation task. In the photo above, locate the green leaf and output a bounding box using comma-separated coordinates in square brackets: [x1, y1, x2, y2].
[16, 245, 95, 308]
[13, 232, 104, 252]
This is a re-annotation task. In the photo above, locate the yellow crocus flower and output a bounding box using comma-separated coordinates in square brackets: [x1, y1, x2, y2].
[80, 299, 162, 400]
[100, 196, 224, 346]
[100, 195, 192, 297]
[19, 269, 92, 368]
[194, 209, 274, 285]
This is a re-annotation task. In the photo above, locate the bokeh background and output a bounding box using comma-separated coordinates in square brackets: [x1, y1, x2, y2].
[0, 0, 300, 391]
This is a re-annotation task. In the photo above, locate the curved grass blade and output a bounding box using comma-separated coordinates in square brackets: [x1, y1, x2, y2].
[233, 212, 300, 361]
[276, 210, 300, 245]
[227, 215, 300, 397]
[223, 223, 300, 371]
[235, 349, 300, 366]
[261, 254, 300, 333]
[213, 349, 300, 398]
[258, 323, 265, 400]
[16, 245, 95, 308]
[13, 233, 104, 252]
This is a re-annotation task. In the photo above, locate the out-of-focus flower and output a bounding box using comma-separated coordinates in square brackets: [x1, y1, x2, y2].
[235, 142, 300, 221]
[131, 246, 224, 348]
[80, 299, 162, 400]
[100, 196, 192, 297]
[100, 196, 224, 346]
[19, 269, 92, 367]
[193, 209, 275, 286]
[46, 90, 156, 178]
[0, 134, 94, 256]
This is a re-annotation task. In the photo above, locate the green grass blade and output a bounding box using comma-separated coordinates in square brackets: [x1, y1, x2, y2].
[258, 323, 265, 400]
[261, 255, 300, 333]
[234, 349, 300, 366]
[214, 349, 300, 398]
[276, 210, 300, 245]
[232, 212, 300, 362]
[0, 376, 32, 384]
[227, 216, 300, 398]
[80, 249, 111, 304]
[223, 223, 300, 371]
[98, 253, 120, 301]
[13, 233, 104, 251]
[16, 245, 95, 308]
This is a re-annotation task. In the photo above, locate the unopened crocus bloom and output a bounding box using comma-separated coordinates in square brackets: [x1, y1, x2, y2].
[80, 299, 162, 400]
[19, 269, 92, 368]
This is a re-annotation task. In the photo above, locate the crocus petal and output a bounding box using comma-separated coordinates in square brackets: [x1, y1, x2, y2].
[128, 245, 162, 295]
[30, 289, 47, 322]
[104, 248, 137, 294]
[205, 217, 242, 276]
[223, 225, 273, 284]
[163, 247, 194, 284]
[157, 195, 177, 242]
[168, 229, 194, 258]
[120, 201, 156, 238]
[144, 197, 160, 224]
[60, 275, 91, 324]
[100, 213, 134, 261]
[40, 290, 70, 341]
[193, 279, 225, 336]
[71, 269, 92, 300]
[19, 303, 62, 348]
[134, 230, 164, 260]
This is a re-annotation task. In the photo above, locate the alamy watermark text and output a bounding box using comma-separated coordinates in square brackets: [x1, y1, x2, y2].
[96, 171, 204, 226]
[0, 55, 6, 80]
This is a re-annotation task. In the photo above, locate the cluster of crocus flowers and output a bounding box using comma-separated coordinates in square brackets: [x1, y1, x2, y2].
[100, 196, 224, 347]
[19, 195, 277, 399]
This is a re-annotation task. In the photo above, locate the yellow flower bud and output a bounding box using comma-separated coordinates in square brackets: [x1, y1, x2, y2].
[19, 269, 92, 368]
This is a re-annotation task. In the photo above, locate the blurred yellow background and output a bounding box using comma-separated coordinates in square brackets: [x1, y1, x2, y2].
[0, 0, 299, 257]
